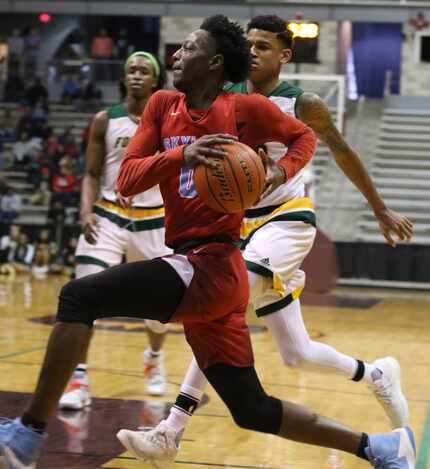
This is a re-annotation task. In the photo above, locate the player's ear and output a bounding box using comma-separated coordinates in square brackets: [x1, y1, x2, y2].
[280, 48, 292, 65]
[209, 54, 224, 72]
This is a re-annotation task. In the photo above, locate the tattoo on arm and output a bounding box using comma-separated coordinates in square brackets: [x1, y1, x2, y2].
[296, 92, 350, 155]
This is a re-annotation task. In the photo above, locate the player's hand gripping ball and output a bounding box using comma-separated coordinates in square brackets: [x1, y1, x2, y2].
[188, 136, 265, 213]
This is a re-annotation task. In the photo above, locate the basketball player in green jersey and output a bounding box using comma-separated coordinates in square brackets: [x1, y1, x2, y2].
[58, 52, 172, 411]
[126, 16, 414, 468]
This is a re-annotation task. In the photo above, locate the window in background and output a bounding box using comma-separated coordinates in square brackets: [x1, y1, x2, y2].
[414, 31, 430, 64]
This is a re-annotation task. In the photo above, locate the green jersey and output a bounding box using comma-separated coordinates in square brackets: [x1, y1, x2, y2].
[224, 80, 307, 207]
[224, 80, 303, 117]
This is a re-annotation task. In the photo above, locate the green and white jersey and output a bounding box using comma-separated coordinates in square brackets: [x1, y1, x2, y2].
[101, 104, 163, 208]
[224, 80, 309, 208]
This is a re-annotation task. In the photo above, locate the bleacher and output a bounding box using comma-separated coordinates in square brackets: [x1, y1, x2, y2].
[355, 100, 430, 245]
[1, 103, 93, 226]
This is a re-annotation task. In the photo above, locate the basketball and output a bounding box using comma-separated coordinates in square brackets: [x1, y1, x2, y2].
[194, 142, 266, 213]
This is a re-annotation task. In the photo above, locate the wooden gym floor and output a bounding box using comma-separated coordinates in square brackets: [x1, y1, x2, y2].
[0, 276, 429, 469]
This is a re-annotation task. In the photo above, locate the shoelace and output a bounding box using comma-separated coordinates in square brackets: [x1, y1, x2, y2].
[146, 428, 176, 454]
[372, 381, 393, 406]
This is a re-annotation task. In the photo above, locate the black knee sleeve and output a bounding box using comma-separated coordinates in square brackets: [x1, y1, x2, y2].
[230, 392, 283, 434]
[204, 364, 283, 435]
[56, 279, 96, 326]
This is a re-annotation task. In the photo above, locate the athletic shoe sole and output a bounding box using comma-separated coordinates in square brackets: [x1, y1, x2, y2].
[396, 427, 416, 468]
[58, 396, 91, 411]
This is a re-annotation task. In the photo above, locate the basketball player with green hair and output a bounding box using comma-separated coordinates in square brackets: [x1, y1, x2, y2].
[58, 51, 172, 411]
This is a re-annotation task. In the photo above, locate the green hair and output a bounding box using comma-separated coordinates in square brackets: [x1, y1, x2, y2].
[124, 51, 160, 78]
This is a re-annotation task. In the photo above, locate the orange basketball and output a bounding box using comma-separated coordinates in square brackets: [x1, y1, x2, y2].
[194, 142, 266, 213]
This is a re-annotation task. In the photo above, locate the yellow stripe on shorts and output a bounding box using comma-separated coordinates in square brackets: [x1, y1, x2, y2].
[96, 199, 165, 219]
[241, 197, 314, 239]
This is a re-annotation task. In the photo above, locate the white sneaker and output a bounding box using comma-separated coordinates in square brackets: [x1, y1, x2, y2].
[117, 420, 178, 469]
[59, 376, 91, 410]
[143, 350, 167, 396]
[368, 357, 409, 429]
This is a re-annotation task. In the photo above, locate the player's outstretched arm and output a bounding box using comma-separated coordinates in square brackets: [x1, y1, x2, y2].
[80, 111, 108, 245]
[296, 92, 413, 246]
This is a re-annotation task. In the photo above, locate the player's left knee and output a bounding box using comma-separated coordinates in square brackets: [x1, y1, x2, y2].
[230, 394, 282, 434]
[56, 278, 96, 326]
[145, 319, 169, 334]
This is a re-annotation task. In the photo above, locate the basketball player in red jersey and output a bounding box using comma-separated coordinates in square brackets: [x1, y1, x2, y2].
[0, 16, 415, 469]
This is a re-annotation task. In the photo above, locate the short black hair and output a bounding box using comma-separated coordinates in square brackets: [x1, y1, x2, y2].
[247, 15, 294, 49]
[200, 15, 251, 83]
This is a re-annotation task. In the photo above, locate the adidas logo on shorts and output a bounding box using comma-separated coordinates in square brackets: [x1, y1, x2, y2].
[260, 258, 270, 266]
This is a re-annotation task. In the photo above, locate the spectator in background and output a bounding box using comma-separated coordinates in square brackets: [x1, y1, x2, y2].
[32, 228, 58, 278]
[26, 77, 48, 108]
[12, 132, 42, 169]
[409, 11, 429, 31]
[30, 181, 52, 206]
[3, 73, 25, 102]
[91, 29, 114, 81]
[24, 28, 41, 77]
[9, 232, 34, 273]
[0, 223, 20, 263]
[7, 29, 24, 76]
[52, 162, 78, 207]
[115, 28, 132, 59]
[91, 28, 113, 59]
[59, 128, 79, 158]
[58, 154, 76, 174]
[51, 236, 77, 276]
[61, 75, 81, 104]
[0, 186, 22, 223]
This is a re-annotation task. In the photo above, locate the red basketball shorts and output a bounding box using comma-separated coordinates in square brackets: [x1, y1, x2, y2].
[165, 243, 254, 370]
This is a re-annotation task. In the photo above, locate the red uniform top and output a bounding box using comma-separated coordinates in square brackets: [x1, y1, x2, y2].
[117, 90, 316, 248]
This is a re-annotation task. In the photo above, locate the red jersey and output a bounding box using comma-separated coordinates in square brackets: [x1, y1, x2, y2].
[117, 90, 315, 248]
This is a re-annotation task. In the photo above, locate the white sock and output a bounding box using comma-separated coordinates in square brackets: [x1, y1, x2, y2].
[165, 358, 208, 433]
[145, 347, 162, 359]
[73, 363, 88, 381]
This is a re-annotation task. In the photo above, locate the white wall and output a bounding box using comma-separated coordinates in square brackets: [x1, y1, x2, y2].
[400, 23, 430, 96]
